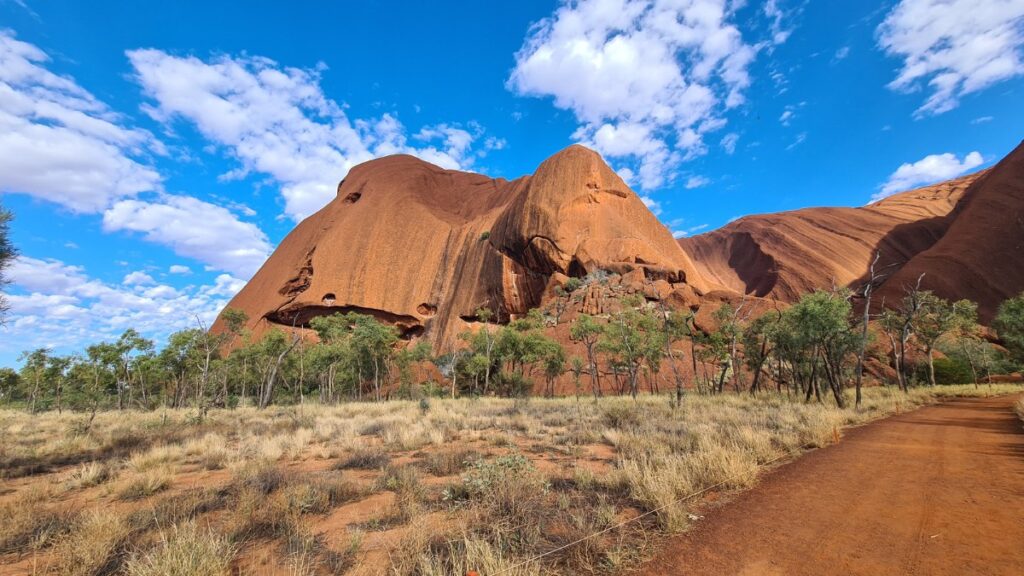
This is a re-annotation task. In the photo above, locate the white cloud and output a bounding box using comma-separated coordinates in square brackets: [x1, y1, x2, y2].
[763, 0, 793, 45]
[128, 50, 497, 221]
[720, 132, 739, 154]
[874, 150, 983, 201]
[169, 264, 192, 275]
[4, 256, 245, 354]
[640, 194, 662, 215]
[834, 46, 851, 61]
[102, 194, 272, 278]
[123, 271, 155, 285]
[0, 31, 162, 211]
[685, 175, 710, 189]
[785, 132, 807, 150]
[0, 32, 272, 280]
[672, 223, 709, 238]
[779, 109, 794, 125]
[971, 116, 993, 124]
[877, 0, 1024, 116]
[508, 0, 770, 189]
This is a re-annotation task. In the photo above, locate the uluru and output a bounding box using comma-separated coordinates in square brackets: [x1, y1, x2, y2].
[216, 141, 1024, 347]
[216, 145, 709, 350]
[5, 4, 1024, 576]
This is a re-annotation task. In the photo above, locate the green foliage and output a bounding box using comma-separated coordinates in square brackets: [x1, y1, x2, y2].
[930, 356, 974, 385]
[479, 230, 490, 241]
[562, 277, 584, 293]
[995, 292, 1024, 365]
[0, 202, 14, 323]
[598, 298, 666, 398]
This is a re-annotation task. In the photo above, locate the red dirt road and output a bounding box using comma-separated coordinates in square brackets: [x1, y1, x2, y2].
[631, 395, 1024, 576]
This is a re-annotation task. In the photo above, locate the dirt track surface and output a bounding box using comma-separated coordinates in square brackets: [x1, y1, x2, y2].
[631, 395, 1024, 576]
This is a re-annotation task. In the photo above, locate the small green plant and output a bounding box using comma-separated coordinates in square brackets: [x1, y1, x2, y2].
[480, 230, 490, 241]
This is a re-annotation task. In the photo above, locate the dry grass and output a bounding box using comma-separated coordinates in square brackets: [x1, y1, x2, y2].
[118, 467, 173, 500]
[125, 521, 233, 576]
[421, 448, 479, 477]
[0, 492, 71, 554]
[51, 510, 131, 576]
[0, 383, 1020, 575]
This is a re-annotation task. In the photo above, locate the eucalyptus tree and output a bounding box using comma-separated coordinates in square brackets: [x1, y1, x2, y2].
[598, 296, 663, 399]
[914, 295, 977, 387]
[18, 348, 49, 413]
[0, 203, 15, 323]
[995, 292, 1024, 366]
[570, 314, 604, 400]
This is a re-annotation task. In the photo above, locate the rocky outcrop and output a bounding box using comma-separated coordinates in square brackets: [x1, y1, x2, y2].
[678, 140, 1024, 322]
[217, 139, 1024, 357]
[875, 141, 1024, 321]
[215, 145, 705, 349]
[678, 172, 980, 302]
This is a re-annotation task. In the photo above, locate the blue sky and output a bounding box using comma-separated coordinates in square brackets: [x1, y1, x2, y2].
[2, 0, 1023, 366]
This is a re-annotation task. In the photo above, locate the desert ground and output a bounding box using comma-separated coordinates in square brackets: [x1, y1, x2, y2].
[2, 386, 1021, 575]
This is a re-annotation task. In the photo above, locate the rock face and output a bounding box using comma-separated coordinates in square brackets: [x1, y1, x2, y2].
[216, 145, 705, 349]
[874, 141, 1024, 321]
[678, 140, 1024, 321]
[677, 172, 981, 301]
[218, 140, 1024, 352]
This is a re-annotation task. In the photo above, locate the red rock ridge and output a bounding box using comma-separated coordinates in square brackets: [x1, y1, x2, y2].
[215, 145, 705, 349]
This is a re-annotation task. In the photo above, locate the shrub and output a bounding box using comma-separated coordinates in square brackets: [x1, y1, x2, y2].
[932, 356, 974, 385]
[480, 230, 490, 241]
[563, 277, 584, 293]
[453, 453, 549, 548]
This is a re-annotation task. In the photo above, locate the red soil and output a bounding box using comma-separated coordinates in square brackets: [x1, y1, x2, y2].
[630, 395, 1024, 576]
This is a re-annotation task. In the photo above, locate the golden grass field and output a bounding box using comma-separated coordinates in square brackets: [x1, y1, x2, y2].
[2, 384, 1021, 576]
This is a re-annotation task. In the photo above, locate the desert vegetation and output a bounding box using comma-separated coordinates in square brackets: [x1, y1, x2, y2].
[2, 384, 1021, 575]
[4, 201, 1024, 573]
[5, 279, 1024, 415]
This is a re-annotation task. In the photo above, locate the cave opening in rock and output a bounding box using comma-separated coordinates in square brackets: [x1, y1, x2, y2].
[322, 293, 336, 306]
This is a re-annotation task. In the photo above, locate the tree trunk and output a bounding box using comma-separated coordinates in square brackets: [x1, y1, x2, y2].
[926, 345, 937, 387]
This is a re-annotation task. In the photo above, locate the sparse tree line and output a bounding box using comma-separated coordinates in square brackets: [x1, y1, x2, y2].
[4, 270, 1024, 413]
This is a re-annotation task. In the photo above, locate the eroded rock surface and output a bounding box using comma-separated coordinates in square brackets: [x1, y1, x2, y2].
[216, 145, 703, 349]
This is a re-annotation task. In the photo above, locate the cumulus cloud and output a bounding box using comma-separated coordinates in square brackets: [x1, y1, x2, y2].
[128, 50, 498, 221]
[0, 31, 161, 211]
[169, 264, 192, 275]
[508, 0, 768, 189]
[102, 194, 272, 278]
[123, 271, 155, 285]
[5, 256, 244, 353]
[0, 32, 273, 280]
[874, 151, 984, 201]
[877, 0, 1024, 116]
